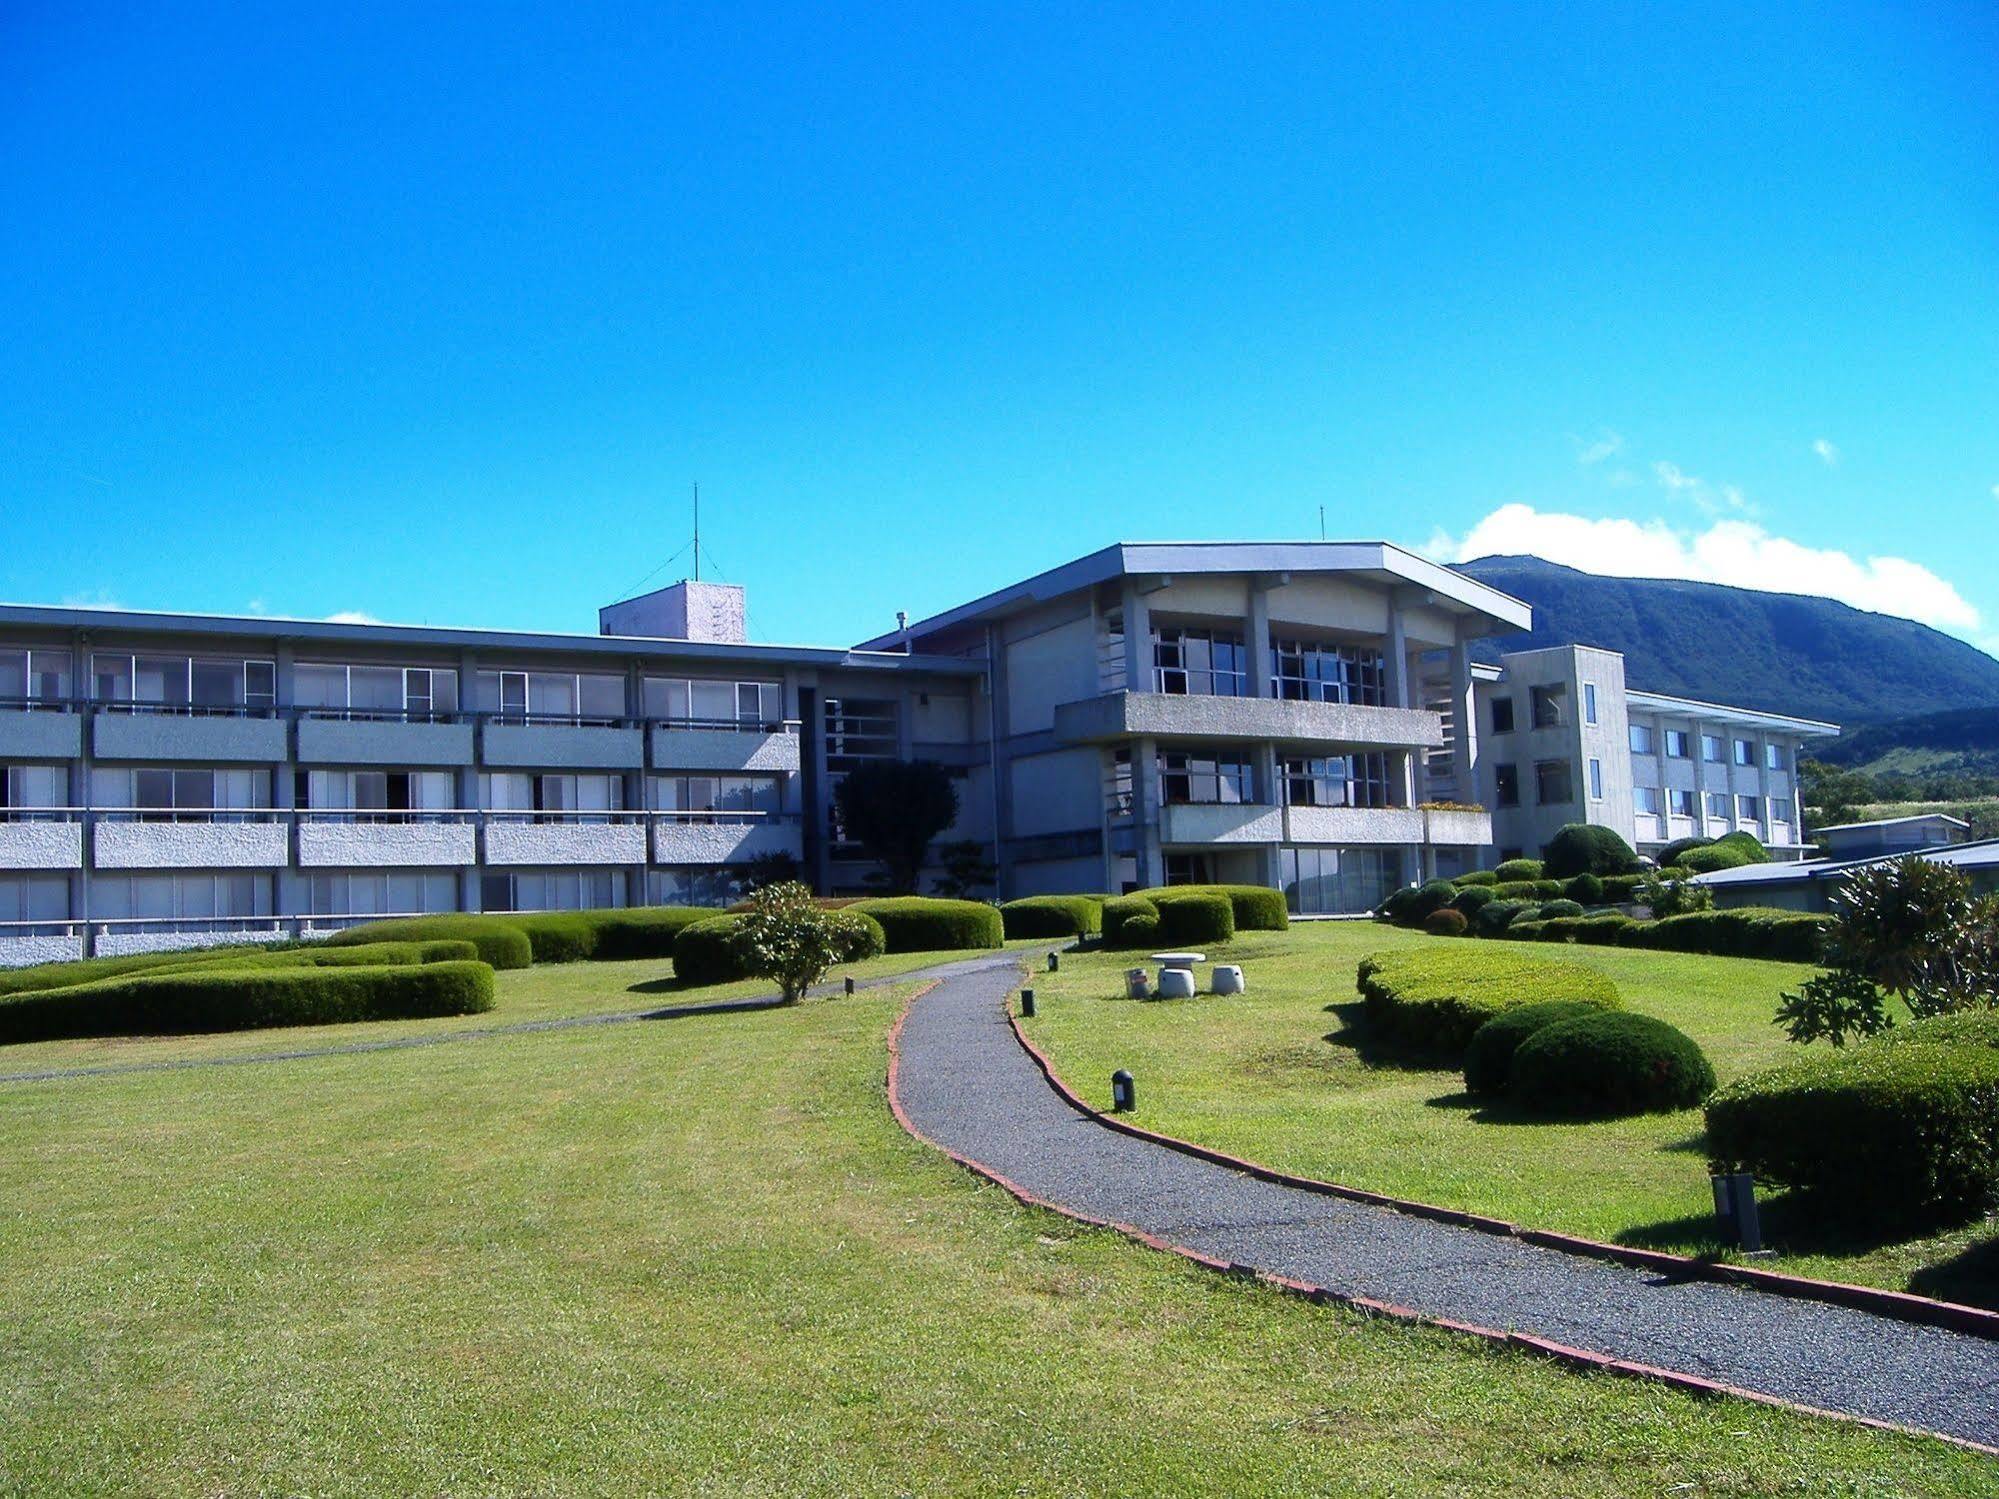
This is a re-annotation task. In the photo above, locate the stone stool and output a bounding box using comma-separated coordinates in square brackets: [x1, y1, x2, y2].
[1211, 964, 1245, 996]
[1125, 968, 1152, 1000]
[1155, 966, 1197, 1000]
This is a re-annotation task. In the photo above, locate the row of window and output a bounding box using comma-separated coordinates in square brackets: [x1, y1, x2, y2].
[1628, 723, 1790, 771]
[1633, 788, 1795, 825]
[1109, 750, 1399, 812]
[1150, 627, 1390, 706]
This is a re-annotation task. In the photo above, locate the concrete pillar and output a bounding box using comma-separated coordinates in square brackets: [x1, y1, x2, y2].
[1247, 582, 1275, 698]
[461, 648, 483, 912]
[1449, 636, 1478, 801]
[1121, 581, 1154, 694]
[1385, 605, 1411, 709]
[1131, 733, 1162, 889]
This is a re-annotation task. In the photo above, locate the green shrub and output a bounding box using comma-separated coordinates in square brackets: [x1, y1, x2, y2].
[0, 960, 494, 1044]
[1424, 908, 1469, 937]
[1656, 865, 1695, 882]
[1146, 890, 1235, 945]
[1539, 899, 1585, 919]
[1494, 858, 1543, 882]
[1572, 913, 1634, 945]
[1542, 824, 1642, 879]
[1137, 884, 1288, 932]
[1706, 1040, 1999, 1225]
[999, 895, 1104, 939]
[1877, 1010, 1999, 1051]
[511, 913, 600, 964]
[1451, 885, 1499, 918]
[1454, 870, 1499, 887]
[1563, 873, 1605, 904]
[586, 906, 715, 960]
[1657, 836, 1714, 868]
[1355, 947, 1622, 1054]
[1679, 843, 1751, 874]
[673, 916, 751, 985]
[1617, 907, 1831, 963]
[1511, 1012, 1715, 1117]
[1463, 999, 1616, 1096]
[1714, 830, 1771, 864]
[326, 916, 534, 970]
[196, 940, 479, 971]
[1600, 874, 1644, 903]
[1507, 919, 1547, 940]
[848, 897, 1003, 953]
[1101, 895, 1162, 948]
[1473, 899, 1534, 938]
[1395, 880, 1459, 927]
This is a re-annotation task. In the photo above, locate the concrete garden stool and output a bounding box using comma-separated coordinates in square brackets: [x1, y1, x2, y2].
[1211, 964, 1245, 996]
[1151, 952, 1204, 1000]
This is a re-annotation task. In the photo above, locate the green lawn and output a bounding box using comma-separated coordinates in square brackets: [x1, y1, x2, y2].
[1023, 922, 1999, 1304]
[1, 960, 1989, 1492]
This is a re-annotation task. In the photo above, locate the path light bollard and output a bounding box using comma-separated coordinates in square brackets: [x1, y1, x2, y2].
[1020, 988, 1036, 1018]
[1111, 1069, 1136, 1113]
[1048, 951, 1060, 972]
[844, 975, 855, 996]
[1711, 1172, 1763, 1253]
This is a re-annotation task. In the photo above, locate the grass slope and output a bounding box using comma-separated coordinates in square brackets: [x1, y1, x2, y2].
[0, 965, 1987, 1492]
[1023, 923, 1999, 1304]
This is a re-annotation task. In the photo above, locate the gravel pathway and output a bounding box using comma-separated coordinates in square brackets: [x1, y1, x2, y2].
[892, 953, 1999, 1451]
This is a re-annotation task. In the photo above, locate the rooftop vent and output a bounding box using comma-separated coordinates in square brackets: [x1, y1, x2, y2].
[598, 580, 747, 643]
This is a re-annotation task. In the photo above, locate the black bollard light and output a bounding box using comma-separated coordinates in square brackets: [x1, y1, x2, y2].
[1020, 988, 1036, 1017]
[844, 975, 856, 996]
[1111, 1069, 1136, 1112]
[1048, 951, 1060, 972]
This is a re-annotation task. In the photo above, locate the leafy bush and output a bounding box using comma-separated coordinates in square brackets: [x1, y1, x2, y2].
[1494, 858, 1543, 882]
[999, 895, 1103, 939]
[1507, 919, 1547, 939]
[1424, 908, 1469, 937]
[1636, 872, 1713, 918]
[1563, 873, 1604, 904]
[730, 882, 883, 1002]
[326, 916, 534, 970]
[1136, 884, 1288, 932]
[1706, 1040, 1999, 1225]
[1356, 948, 1622, 1054]
[1714, 830, 1771, 864]
[1875, 1010, 1999, 1051]
[1531, 914, 1634, 945]
[1473, 899, 1535, 938]
[673, 916, 751, 984]
[833, 758, 959, 892]
[848, 897, 1003, 953]
[1392, 880, 1459, 928]
[1617, 908, 1831, 963]
[1510, 1012, 1715, 1116]
[1454, 870, 1499, 887]
[0, 960, 494, 1044]
[1601, 874, 1645, 904]
[1101, 895, 1162, 948]
[1146, 890, 1235, 945]
[1450, 885, 1499, 918]
[1539, 899, 1585, 919]
[1541, 823, 1642, 879]
[1679, 843, 1751, 874]
[1656, 835, 1714, 868]
[586, 907, 715, 960]
[1463, 999, 1615, 1096]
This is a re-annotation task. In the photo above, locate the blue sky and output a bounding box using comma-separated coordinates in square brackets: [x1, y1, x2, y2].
[3, 4, 1996, 651]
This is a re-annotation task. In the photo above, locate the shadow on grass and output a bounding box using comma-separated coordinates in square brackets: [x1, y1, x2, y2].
[1908, 1235, 1999, 1310]
[1320, 1001, 1459, 1074]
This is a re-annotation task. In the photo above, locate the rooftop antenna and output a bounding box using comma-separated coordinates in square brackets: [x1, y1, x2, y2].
[693, 482, 701, 582]
[1318, 505, 1326, 541]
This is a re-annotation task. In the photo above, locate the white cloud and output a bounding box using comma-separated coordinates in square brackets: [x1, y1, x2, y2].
[1813, 438, 1840, 467]
[1651, 460, 1750, 516]
[324, 610, 382, 625]
[1573, 430, 1624, 466]
[1427, 503, 1982, 635]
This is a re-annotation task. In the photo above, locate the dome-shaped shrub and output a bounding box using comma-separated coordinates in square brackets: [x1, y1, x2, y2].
[1494, 858, 1543, 882]
[1101, 895, 1162, 948]
[1473, 899, 1533, 937]
[1539, 898, 1585, 920]
[1463, 999, 1615, 1097]
[1424, 907, 1468, 937]
[1541, 824, 1641, 879]
[1563, 873, 1604, 904]
[1679, 843, 1751, 874]
[1455, 869, 1500, 887]
[1400, 879, 1459, 927]
[1451, 885, 1498, 917]
[1510, 1011, 1716, 1116]
[673, 916, 751, 985]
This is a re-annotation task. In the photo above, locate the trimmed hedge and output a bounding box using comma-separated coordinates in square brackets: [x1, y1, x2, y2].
[1473, 899, 1535, 938]
[326, 916, 534, 970]
[1490, 879, 1563, 901]
[1494, 858, 1543, 882]
[1424, 908, 1468, 937]
[672, 916, 751, 984]
[1510, 1012, 1715, 1117]
[1454, 870, 1499, 887]
[584, 906, 714, 960]
[848, 897, 1003, 953]
[1714, 830, 1771, 864]
[1450, 885, 1499, 918]
[1615, 907, 1830, 963]
[1877, 1011, 1999, 1051]
[1146, 890, 1235, 945]
[1539, 899, 1585, 920]
[999, 895, 1104, 939]
[0, 960, 494, 1044]
[1563, 873, 1604, 904]
[1600, 874, 1645, 904]
[1383, 879, 1459, 927]
[1356, 948, 1622, 1054]
[1679, 843, 1752, 874]
[1542, 824, 1641, 879]
[1463, 999, 1615, 1097]
[1135, 884, 1288, 932]
[1101, 895, 1162, 949]
[1707, 1039, 1999, 1225]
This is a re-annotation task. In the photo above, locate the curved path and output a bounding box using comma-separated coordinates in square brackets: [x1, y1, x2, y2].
[890, 952, 1999, 1453]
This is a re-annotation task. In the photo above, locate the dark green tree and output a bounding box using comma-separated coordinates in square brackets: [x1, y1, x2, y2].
[832, 759, 959, 894]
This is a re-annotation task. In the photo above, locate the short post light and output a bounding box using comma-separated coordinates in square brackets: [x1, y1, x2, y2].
[1019, 987, 1036, 1018]
[1710, 1172, 1763, 1253]
[1111, 1069, 1136, 1113]
[844, 975, 856, 996]
[1048, 951, 1060, 972]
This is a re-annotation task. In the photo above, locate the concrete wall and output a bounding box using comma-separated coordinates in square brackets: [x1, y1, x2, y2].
[1008, 749, 1103, 838]
[484, 821, 648, 866]
[0, 823, 83, 869]
[0, 712, 82, 760]
[93, 822, 289, 869]
[296, 717, 474, 766]
[297, 822, 477, 867]
[483, 723, 644, 769]
[1002, 605, 1098, 733]
[93, 714, 287, 763]
[648, 726, 801, 773]
[651, 819, 804, 865]
[0, 934, 83, 968]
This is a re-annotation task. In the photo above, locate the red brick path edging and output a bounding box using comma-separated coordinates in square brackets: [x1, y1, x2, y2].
[877, 980, 1999, 1459]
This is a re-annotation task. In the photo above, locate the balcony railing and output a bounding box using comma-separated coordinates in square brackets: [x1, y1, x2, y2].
[0, 696, 801, 733]
[0, 695, 81, 714]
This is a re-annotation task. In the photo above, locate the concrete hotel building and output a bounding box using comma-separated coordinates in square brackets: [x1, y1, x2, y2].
[0, 540, 1832, 965]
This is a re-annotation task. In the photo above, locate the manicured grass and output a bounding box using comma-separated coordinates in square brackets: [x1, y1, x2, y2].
[0, 966, 1987, 1491]
[1024, 923, 1999, 1305]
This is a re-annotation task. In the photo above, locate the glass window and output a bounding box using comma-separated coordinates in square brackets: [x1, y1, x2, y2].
[1628, 723, 1655, 754]
[1766, 742, 1786, 772]
[1280, 846, 1399, 916]
[1737, 794, 1760, 823]
[1154, 626, 1248, 697]
[1588, 758, 1603, 800]
[1157, 751, 1254, 805]
[1701, 734, 1724, 763]
[1282, 754, 1392, 810]
[577, 673, 626, 722]
[1534, 760, 1573, 805]
[1633, 786, 1662, 815]
[1670, 789, 1696, 818]
[1706, 791, 1730, 819]
[1733, 738, 1755, 766]
[1770, 797, 1794, 824]
[0, 649, 72, 705]
[1584, 684, 1599, 725]
[1665, 730, 1690, 758]
[1494, 763, 1519, 807]
[1489, 696, 1515, 735]
[1271, 637, 1384, 706]
[348, 665, 404, 712]
[1531, 685, 1565, 729]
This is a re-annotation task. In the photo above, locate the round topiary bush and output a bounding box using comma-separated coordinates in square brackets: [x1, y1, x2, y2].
[1494, 858, 1543, 882]
[999, 895, 1103, 939]
[1101, 894, 1162, 948]
[1509, 1011, 1716, 1116]
[1656, 836, 1714, 868]
[1136, 884, 1287, 932]
[847, 897, 1004, 953]
[1424, 907, 1469, 937]
[1463, 999, 1616, 1096]
[672, 916, 752, 985]
[1397, 879, 1459, 928]
[1539, 898, 1585, 919]
[1541, 824, 1642, 879]
[1356, 947, 1622, 1054]
[1451, 885, 1498, 918]
[1563, 873, 1604, 904]
[1679, 843, 1751, 874]
[1147, 890, 1235, 945]
[1472, 899, 1533, 938]
[1713, 830, 1770, 864]
[1454, 870, 1499, 887]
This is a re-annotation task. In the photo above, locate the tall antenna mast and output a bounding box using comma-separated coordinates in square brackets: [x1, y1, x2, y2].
[693, 481, 701, 581]
[1318, 505, 1326, 541]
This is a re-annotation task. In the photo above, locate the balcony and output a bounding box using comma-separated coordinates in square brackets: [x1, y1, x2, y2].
[93, 708, 287, 763]
[92, 813, 289, 869]
[1159, 803, 1285, 846]
[651, 813, 804, 865]
[0, 813, 84, 870]
[482, 720, 644, 770]
[297, 713, 474, 766]
[483, 812, 648, 866]
[297, 812, 477, 868]
[1421, 806, 1493, 847]
[1054, 691, 1444, 752]
[650, 721, 802, 774]
[0, 922, 85, 969]
[0, 704, 83, 759]
[1283, 805, 1426, 845]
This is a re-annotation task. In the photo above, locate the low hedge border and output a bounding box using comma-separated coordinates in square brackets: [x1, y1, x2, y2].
[1133, 883, 1288, 932]
[848, 898, 1003, 953]
[1357, 947, 1623, 1054]
[999, 895, 1103, 939]
[1101, 895, 1161, 949]
[325, 916, 534, 969]
[1145, 890, 1235, 945]
[0, 959, 495, 1045]
[672, 910, 889, 985]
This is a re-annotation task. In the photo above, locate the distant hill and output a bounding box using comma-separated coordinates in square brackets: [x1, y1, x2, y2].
[1455, 555, 1999, 727]
[1812, 706, 1999, 779]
